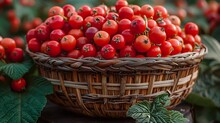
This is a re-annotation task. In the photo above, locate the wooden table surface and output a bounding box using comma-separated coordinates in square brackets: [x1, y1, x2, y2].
[38, 101, 194, 123]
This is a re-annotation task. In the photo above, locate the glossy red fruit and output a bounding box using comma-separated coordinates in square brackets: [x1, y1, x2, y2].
[164, 24, 177, 38]
[130, 18, 146, 34]
[28, 38, 41, 53]
[160, 41, 173, 57]
[77, 5, 92, 19]
[49, 15, 65, 29]
[46, 41, 61, 57]
[76, 37, 89, 49]
[63, 4, 76, 17]
[184, 34, 195, 48]
[85, 27, 98, 40]
[119, 7, 134, 20]
[149, 26, 166, 44]
[194, 35, 202, 46]
[60, 35, 76, 51]
[32, 17, 42, 27]
[9, 48, 24, 62]
[153, 6, 168, 20]
[91, 7, 106, 16]
[130, 5, 141, 15]
[67, 49, 82, 59]
[35, 25, 50, 41]
[120, 45, 136, 57]
[118, 19, 131, 33]
[140, 4, 154, 18]
[69, 15, 84, 29]
[0, 45, 5, 59]
[111, 34, 125, 50]
[68, 29, 84, 39]
[13, 37, 25, 49]
[1, 38, 16, 53]
[121, 29, 135, 45]
[102, 20, 118, 36]
[11, 78, 26, 92]
[41, 41, 48, 53]
[91, 15, 106, 30]
[48, 6, 64, 17]
[147, 19, 157, 29]
[146, 46, 161, 57]
[184, 22, 199, 36]
[100, 44, 116, 59]
[62, 22, 72, 34]
[182, 43, 193, 53]
[134, 35, 151, 53]
[50, 29, 65, 41]
[106, 12, 119, 21]
[168, 39, 182, 55]
[81, 44, 96, 57]
[169, 15, 181, 26]
[94, 31, 110, 47]
[115, 0, 128, 11]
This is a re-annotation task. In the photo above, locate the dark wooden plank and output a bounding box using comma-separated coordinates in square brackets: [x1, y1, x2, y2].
[38, 101, 194, 123]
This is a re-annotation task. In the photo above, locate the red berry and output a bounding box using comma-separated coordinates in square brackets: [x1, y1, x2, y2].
[46, 41, 61, 57]
[100, 44, 116, 60]
[9, 48, 24, 62]
[11, 78, 26, 92]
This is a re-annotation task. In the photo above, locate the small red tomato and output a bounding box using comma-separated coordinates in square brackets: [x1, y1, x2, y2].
[118, 7, 134, 20]
[62, 22, 72, 34]
[115, 0, 128, 11]
[50, 29, 65, 41]
[111, 34, 125, 50]
[101, 44, 116, 60]
[0, 45, 5, 59]
[184, 22, 199, 36]
[160, 41, 173, 57]
[130, 18, 146, 34]
[149, 26, 166, 44]
[85, 27, 98, 40]
[140, 4, 154, 19]
[67, 49, 82, 59]
[184, 34, 195, 48]
[147, 19, 157, 29]
[69, 15, 84, 29]
[91, 7, 106, 17]
[11, 78, 26, 92]
[118, 19, 131, 33]
[81, 44, 96, 57]
[134, 35, 151, 53]
[1, 38, 16, 53]
[94, 31, 110, 47]
[182, 43, 193, 53]
[83, 16, 94, 30]
[63, 4, 76, 17]
[48, 6, 64, 17]
[194, 35, 202, 46]
[120, 45, 136, 57]
[28, 38, 41, 53]
[102, 20, 118, 36]
[77, 5, 92, 19]
[146, 46, 162, 57]
[68, 29, 84, 39]
[26, 29, 36, 43]
[49, 15, 65, 29]
[91, 15, 106, 30]
[60, 35, 76, 51]
[76, 37, 89, 49]
[164, 24, 177, 39]
[168, 39, 182, 55]
[169, 15, 181, 26]
[121, 29, 135, 45]
[106, 12, 119, 21]
[41, 41, 48, 53]
[130, 5, 141, 15]
[153, 6, 168, 20]
[9, 48, 24, 62]
[35, 25, 50, 41]
[46, 41, 61, 57]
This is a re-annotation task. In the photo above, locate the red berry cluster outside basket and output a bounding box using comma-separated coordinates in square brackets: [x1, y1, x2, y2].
[26, 0, 202, 59]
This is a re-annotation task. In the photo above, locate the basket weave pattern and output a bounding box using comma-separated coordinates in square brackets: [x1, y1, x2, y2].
[27, 45, 207, 117]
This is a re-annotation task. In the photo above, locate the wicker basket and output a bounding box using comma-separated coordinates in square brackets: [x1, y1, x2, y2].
[26, 45, 207, 117]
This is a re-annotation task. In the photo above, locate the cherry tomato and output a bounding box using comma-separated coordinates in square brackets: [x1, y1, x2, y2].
[115, 0, 128, 12]
[0, 45, 5, 59]
[49, 15, 65, 29]
[28, 38, 41, 53]
[120, 45, 136, 57]
[46, 41, 61, 57]
[106, 12, 119, 21]
[91, 7, 106, 17]
[50, 29, 65, 41]
[35, 25, 50, 41]
[140, 4, 154, 19]
[69, 15, 84, 29]
[81, 44, 96, 57]
[118, 19, 131, 33]
[149, 26, 166, 44]
[147, 19, 157, 29]
[160, 41, 173, 57]
[118, 7, 134, 20]
[94, 31, 110, 47]
[83, 16, 94, 30]
[77, 5, 92, 19]
[11, 78, 26, 92]
[101, 44, 116, 59]
[130, 5, 141, 15]
[68, 29, 84, 39]
[60, 35, 76, 51]
[146, 46, 161, 57]
[184, 34, 195, 48]
[169, 15, 181, 26]
[102, 20, 118, 36]
[121, 29, 135, 45]
[41, 41, 48, 53]
[111, 34, 125, 50]
[62, 22, 72, 34]
[194, 35, 202, 47]
[48, 6, 64, 17]
[182, 43, 193, 53]
[130, 18, 146, 34]
[153, 6, 168, 20]
[1, 38, 16, 53]
[67, 49, 82, 59]
[184, 22, 199, 36]
[85, 27, 98, 40]
[168, 39, 182, 55]
[63, 4, 76, 17]
[164, 24, 177, 39]
[91, 15, 106, 30]
[76, 37, 90, 49]
[13, 37, 25, 49]
[9, 48, 24, 62]
[134, 35, 151, 53]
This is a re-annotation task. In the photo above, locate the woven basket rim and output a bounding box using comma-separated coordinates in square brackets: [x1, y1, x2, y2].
[26, 44, 207, 62]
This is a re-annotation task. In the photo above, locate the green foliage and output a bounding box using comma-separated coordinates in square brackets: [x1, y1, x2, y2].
[0, 76, 53, 123]
[127, 93, 188, 123]
[0, 55, 33, 80]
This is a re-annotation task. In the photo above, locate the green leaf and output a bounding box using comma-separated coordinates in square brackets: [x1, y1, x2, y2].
[0, 76, 53, 123]
[169, 110, 188, 123]
[0, 55, 33, 80]
[127, 93, 186, 123]
[186, 93, 216, 107]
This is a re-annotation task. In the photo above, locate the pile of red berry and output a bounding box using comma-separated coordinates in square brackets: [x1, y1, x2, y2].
[26, 0, 202, 60]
